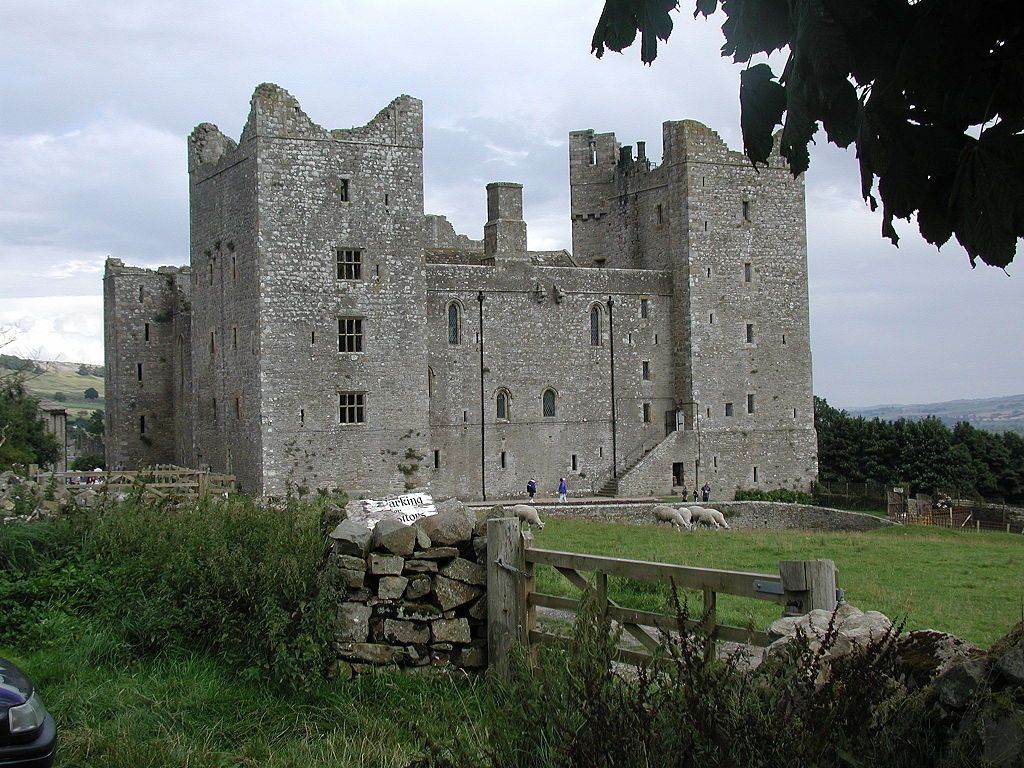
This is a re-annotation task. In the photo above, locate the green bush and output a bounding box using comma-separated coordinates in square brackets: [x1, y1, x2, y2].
[734, 487, 815, 504]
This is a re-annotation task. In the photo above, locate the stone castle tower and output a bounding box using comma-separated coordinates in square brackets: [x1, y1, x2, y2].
[105, 83, 817, 499]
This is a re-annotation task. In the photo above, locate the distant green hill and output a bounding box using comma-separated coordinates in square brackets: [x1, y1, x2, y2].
[847, 394, 1024, 435]
[0, 357, 105, 420]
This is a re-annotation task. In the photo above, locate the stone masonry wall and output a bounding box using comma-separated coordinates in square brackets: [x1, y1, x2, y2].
[329, 501, 487, 675]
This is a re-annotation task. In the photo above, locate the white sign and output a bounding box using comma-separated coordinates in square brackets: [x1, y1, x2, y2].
[350, 492, 437, 528]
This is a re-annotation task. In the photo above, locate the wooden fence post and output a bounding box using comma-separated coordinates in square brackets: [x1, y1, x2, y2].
[779, 559, 837, 616]
[487, 518, 527, 679]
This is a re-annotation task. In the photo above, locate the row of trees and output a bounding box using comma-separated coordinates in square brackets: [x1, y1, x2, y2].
[815, 397, 1024, 505]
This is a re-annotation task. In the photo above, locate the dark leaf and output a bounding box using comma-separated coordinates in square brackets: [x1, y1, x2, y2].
[950, 131, 1024, 268]
[821, 78, 858, 149]
[779, 52, 818, 176]
[916, 176, 955, 249]
[721, 0, 792, 61]
[740, 63, 787, 165]
[592, 0, 679, 63]
[694, 0, 718, 19]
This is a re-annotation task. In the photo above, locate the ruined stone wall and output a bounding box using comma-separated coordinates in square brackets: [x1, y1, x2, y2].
[426, 256, 675, 499]
[246, 85, 431, 497]
[188, 115, 262, 491]
[103, 260, 182, 469]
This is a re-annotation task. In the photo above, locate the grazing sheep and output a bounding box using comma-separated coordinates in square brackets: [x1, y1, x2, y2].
[510, 504, 545, 530]
[689, 505, 731, 529]
[652, 504, 691, 530]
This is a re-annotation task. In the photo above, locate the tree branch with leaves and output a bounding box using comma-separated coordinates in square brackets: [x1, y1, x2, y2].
[592, 0, 1024, 268]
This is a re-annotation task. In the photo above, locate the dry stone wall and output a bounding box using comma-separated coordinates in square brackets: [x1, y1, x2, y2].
[329, 500, 488, 674]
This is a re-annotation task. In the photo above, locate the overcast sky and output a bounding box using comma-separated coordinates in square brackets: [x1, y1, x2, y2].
[1, 0, 1020, 409]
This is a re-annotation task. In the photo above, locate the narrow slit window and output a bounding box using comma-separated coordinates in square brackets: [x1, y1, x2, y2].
[339, 178, 350, 202]
[384, 193, 389, 207]
[500, 451, 507, 469]
[706, 408, 711, 418]
[753, 465, 759, 483]
[782, 334, 786, 345]
[311, 330, 316, 346]
[707, 267, 712, 278]
[336, 248, 362, 280]
[462, 410, 468, 423]
[656, 204, 663, 225]
[338, 317, 364, 353]
[208, 259, 215, 286]
[747, 393, 755, 414]
[709, 313, 714, 324]
[746, 323, 755, 343]
[793, 407, 798, 419]
[232, 326, 238, 350]
[643, 402, 651, 423]
[144, 323, 150, 342]
[640, 298, 649, 319]
[138, 285, 144, 302]
[571, 454, 578, 471]
[713, 456, 718, 468]
[139, 415, 146, 434]
[433, 449, 440, 469]
[642, 361, 650, 381]
[338, 392, 365, 424]
[725, 402, 733, 417]
[210, 331, 215, 355]
[300, 409, 305, 426]
[235, 396, 242, 419]
[212, 398, 218, 422]
[589, 142, 597, 165]
[137, 363, 143, 382]
[744, 262, 753, 282]
[590, 305, 602, 346]
[742, 200, 751, 221]
[447, 302, 461, 345]
[496, 390, 509, 420]
[654, 334, 658, 345]
[231, 253, 237, 281]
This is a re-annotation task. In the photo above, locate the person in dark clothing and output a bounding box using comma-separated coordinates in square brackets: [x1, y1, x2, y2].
[701, 483, 711, 502]
[527, 477, 537, 502]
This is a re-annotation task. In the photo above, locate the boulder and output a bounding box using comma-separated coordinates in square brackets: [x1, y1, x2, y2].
[435, 575, 483, 611]
[330, 519, 373, 557]
[336, 603, 373, 643]
[378, 576, 409, 601]
[895, 630, 981, 690]
[372, 517, 418, 557]
[440, 557, 487, 585]
[432, 617, 472, 644]
[416, 503, 475, 546]
[936, 657, 989, 709]
[995, 647, 1024, 686]
[415, 526, 432, 550]
[338, 568, 365, 589]
[368, 553, 404, 575]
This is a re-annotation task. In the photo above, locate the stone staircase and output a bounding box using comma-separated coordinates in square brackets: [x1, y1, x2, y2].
[596, 449, 652, 497]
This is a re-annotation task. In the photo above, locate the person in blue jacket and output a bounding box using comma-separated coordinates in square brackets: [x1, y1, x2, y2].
[558, 477, 568, 503]
[526, 477, 537, 502]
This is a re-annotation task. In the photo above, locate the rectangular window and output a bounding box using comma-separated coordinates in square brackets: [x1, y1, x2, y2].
[571, 454, 578, 471]
[753, 465, 759, 483]
[232, 326, 238, 350]
[339, 179, 350, 202]
[642, 361, 650, 381]
[433, 449, 440, 469]
[747, 393, 755, 414]
[337, 317, 364, 353]
[144, 323, 150, 342]
[744, 262, 753, 282]
[336, 248, 363, 280]
[746, 323, 755, 343]
[339, 392, 365, 424]
[742, 200, 751, 221]
[500, 451, 507, 469]
[137, 362, 143, 382]
[139, 415, 146, 434]
[643, 402, 651, 423]
[725, 402, 733, 417]
[640, 298, 649, 319]
[235, 396, 241, 419]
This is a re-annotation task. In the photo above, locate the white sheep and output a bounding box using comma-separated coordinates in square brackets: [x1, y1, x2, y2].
[510, 504, 545, 530]
[688, 505, 730, 529]
[652, 504, 691, 530]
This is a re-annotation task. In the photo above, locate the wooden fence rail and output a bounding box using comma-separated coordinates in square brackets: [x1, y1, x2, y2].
[30, 465, 235, 500]
[486, 517, 838, 678]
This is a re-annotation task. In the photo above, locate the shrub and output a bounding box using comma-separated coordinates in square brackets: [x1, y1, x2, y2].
[734, 487, 815, 504]
[83, 387, 99, 399]
[70, 454, 105, 471]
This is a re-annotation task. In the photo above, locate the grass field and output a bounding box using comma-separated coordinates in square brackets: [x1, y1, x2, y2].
[532, 519, 1024, 648]
[18, 360, 104, 418]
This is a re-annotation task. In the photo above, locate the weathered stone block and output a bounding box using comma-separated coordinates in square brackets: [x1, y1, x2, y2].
[378, 575, 409, 600]
[416, 505, 475, 546]
[336, 603, 372, 643]
[434, 575, 482, 610]
[440, 557, 486, 585]
[384, 619, 430, 645]
[453, 643, 487, 668]
[338, 554, 367, 571]
[404, 575, 432, 600]
[337, 642, 406, 664]
[415, 546, 460, 561]
[397, 602, 443, 621]
[339, 568, 365, 589]
[432, 618, 471, 644]
[369, 553, 405, 575]
[404, 559, 439, 574]
[467, 596, 487, 621]
[415, 527, 432, 550]
[330, 520, 373, 557]
[372, 517, 418, 557]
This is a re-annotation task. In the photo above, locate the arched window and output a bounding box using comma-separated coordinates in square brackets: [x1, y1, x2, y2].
[496, 389, 510, 421]
[589, 305, 602, 346]
[542, 389, 556, 418]
[427, 366, 435, 398]
[447, 302, 461, 345]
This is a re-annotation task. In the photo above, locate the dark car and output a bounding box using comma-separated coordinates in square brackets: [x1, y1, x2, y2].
[0, 659, 56, 768]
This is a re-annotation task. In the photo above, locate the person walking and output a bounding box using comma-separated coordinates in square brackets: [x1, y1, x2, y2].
[526, 477, 537, 502]
[701, 482, 711, 502]
[692, 488, 699, 502]
[558, 477, 568, 503]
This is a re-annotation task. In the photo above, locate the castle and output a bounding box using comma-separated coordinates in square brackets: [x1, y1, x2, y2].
[104, 83, 818, 499]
